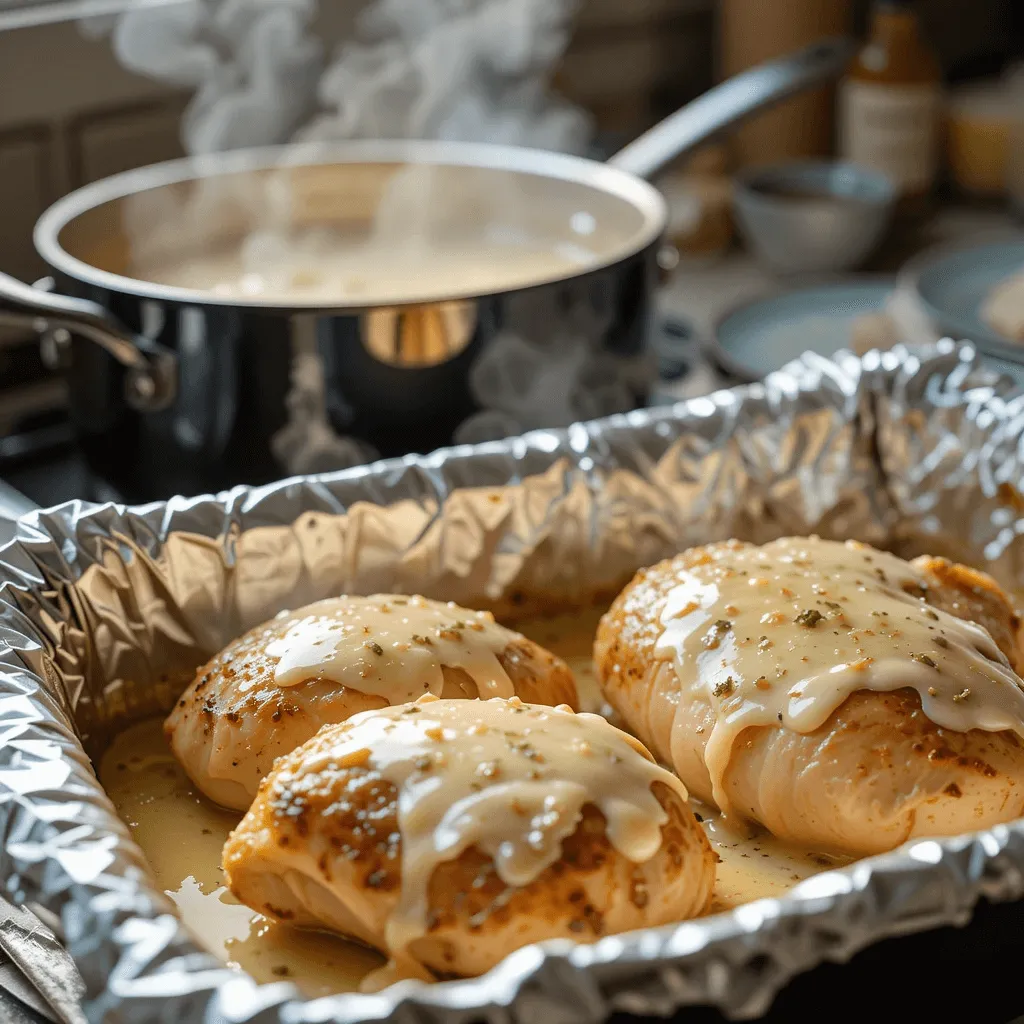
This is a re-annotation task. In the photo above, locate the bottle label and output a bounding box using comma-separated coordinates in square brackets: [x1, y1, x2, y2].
[839, 81, 941, 193]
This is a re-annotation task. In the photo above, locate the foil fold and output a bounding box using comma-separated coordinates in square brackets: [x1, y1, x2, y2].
[1, 342, 1023, 1022]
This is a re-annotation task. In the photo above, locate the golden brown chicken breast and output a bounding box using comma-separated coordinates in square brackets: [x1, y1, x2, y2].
[595, 536, 1024, 855]
[222, 695, 715, 984]
[166, 595, 577, 810]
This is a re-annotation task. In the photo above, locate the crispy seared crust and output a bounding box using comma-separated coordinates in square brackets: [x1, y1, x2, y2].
[166, 610, 578, 811]
[911, 556, 1023, 673]
[594, 542, 1024, 854]
[223, 739, 714, 978]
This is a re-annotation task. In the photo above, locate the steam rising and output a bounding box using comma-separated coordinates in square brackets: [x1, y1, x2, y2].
[89, 0, 589, 154]
[83, 0, 638, 470]
[94, 0, 596, 298]
[94, 0, 322, 154]
[303, 0, 589, 152]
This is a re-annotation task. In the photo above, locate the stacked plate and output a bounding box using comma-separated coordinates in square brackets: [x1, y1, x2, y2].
[910, 238, 1024, 359]
[710, 279, 896, 381]
[709, 237, 1024, 388]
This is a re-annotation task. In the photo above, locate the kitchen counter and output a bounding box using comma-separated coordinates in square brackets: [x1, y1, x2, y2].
[661, 203, 1021, 338]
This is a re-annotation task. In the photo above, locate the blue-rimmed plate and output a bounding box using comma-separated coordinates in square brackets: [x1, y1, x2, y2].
[911, 237, 1024, 362]
[710, 279, 896, 381]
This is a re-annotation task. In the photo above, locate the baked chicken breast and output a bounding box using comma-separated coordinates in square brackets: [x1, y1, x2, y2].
[595, 537, 1024, 855]
[222, 695, 715, 983]
[166, 595, 577, 810]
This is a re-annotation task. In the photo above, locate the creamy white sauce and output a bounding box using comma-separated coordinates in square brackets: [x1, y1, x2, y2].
[138, 231, 589, 306]
[265, 595, 517, 701]
[99, 610, 837, 997]
[698, 807, 847, 911]
[515, 605, 608, 713]
[654, 537, 1024, 813]
[247, 694, 682, 974]
[99, 718, 383, 994]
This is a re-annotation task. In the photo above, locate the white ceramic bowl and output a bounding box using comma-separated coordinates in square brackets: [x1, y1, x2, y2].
[733, 161, 896, 274]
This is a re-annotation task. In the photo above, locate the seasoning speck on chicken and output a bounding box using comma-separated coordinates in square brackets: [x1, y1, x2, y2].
[222, 696, 716, 986]
[165, 595, 577, 810]
[594, 536, 1024, 855]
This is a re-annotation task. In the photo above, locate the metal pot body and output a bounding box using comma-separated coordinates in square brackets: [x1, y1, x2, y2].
[55, 250, 657, 502]
[0, 39, 854, 502]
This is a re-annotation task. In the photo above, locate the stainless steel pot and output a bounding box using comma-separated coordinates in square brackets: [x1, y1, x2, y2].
[0, 39, 853, 502]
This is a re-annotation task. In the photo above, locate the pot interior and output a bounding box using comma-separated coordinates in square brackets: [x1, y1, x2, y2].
[43, 144, 664, 310]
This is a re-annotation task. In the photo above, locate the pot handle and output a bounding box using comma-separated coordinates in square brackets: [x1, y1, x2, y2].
[607, 37, 856, 181]
[0, 270, 176, 412]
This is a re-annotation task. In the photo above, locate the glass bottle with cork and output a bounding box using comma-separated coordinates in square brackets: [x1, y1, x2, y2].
[839, 0, 942, 218]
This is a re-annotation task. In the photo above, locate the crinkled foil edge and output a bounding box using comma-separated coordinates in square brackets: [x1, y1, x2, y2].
[2, 342, 1024, 1023]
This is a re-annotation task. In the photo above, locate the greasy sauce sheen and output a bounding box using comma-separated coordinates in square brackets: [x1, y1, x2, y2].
[655, 537, 1024, 812]
[257, 695, 684, 975]
[266, 595, 516, 701]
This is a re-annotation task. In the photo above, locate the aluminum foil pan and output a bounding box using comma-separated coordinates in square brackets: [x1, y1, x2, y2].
[2, 341, 1024, 1024]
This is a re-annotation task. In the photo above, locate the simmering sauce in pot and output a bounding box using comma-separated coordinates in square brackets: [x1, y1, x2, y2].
[136, 231, 593, 305]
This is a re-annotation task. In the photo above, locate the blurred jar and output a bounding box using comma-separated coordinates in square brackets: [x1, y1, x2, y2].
[946, 78, 1014, 198]
[838, 0, 942, 219]
[720, 0, 852, 167]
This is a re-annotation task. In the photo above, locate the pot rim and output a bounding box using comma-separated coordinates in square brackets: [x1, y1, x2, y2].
[34, 139, 668, 312]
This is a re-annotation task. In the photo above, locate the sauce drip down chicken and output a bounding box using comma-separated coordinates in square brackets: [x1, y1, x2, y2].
[166, 595, 577, 810]
[595, 537, 1024, 854]
[222, 696, 715, 983]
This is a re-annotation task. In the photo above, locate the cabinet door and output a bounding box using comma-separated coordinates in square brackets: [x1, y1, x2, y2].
[69, 99, 186, 186]
[0, 129, 52, 351]
[0, 129, 50, 282]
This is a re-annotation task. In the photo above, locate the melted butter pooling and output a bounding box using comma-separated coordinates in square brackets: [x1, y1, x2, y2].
[268, 694, 686, 973]
[654, 537, 1024, 813]
[265, 595, 517, 702]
